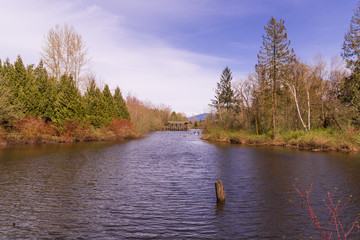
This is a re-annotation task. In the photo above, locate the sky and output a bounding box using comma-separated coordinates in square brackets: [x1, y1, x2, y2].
[0, 0, 356, 116]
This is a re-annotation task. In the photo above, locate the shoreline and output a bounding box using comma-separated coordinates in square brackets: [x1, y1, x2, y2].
[201, 130, 359, 153]
[0, 134, 140, 147]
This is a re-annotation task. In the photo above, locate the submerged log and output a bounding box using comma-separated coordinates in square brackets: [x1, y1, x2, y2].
[215, 180, 226, 203]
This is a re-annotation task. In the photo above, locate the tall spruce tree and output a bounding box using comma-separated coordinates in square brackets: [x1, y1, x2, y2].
[210, 66, 235, 111]
[0, 74, 22, 125]
[341, 2, 360, 125]
[257, 17, 296, 134]
[113, 86, 130, 120]
[34, 61, 56, 120]
[83, 79, 108, 128]
[170, 111, 177, 121]
[52, 75, 83, 126]
[102, 84, 116, 120]
[342, 2, 360, 72]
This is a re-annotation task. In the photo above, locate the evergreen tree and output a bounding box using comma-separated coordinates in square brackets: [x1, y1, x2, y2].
[102, 84, 116, 119]
[170, 111, 177, 121]
[210, 66, 235, 111]
[19, 64, 42, 116]
[257, 17, 296, 133]
[12, 56, 28, 97]
[341, 2, 360, 125]
[52, 75, 83, 126]
[1, 59, 15, 82]
[342, 2, 360, 72]
[113, 86, 130, 120]
[0, 74, 22, 125]
[34, 61, 56, 120]
[83, 79, 108, 127]
[8, 56, 41, 116]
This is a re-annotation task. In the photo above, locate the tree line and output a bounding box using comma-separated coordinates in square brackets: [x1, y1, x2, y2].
[0, 56, 130, 131]
[0, 23, 186, 142]
[208, 3, 360, 136]
[0, 24, 137, 142]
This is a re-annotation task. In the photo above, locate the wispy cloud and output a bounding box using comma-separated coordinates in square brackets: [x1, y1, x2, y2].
[0, 0, 238, 114]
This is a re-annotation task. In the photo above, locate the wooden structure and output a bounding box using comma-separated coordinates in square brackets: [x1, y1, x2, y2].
[215, 180, 226, 203]
[162, 121, 190, 131]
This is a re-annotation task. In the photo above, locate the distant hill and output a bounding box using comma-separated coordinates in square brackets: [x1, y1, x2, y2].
[188, 113, 208, 121]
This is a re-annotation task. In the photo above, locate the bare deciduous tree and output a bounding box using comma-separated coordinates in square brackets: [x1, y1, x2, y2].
[41, 24, 89, 88]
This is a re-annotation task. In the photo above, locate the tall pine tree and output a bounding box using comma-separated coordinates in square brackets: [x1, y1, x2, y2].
[341, 2, 360, 125]
[83, 79, 108, 128]
[102, 84, 116, 121]
[114, 86, 130, 120]
[210, 66, 235, 111]
[257, 17, 296, 134]
[52, 75, 84, 126]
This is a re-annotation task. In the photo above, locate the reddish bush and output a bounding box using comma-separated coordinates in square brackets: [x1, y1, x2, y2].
[61, 120, 93, 142]
[108, 119, 137, 139]
[0, 126, 7, 144]
[13, 116, 57, 143]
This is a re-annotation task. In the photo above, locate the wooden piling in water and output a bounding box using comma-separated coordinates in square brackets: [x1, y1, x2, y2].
[215, 180, 225, 203]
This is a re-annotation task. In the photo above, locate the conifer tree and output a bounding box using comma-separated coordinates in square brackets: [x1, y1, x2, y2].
[210, 66, 235, 111]
[114, 86, 130, 120]
[84, 79, 108, 127]
[170, 111, 177, 121]
[257, 17, 296, 133]
[0, 74, 22, 125]
[342, 2, 360, 72]
[102, 84, 116, 119]
[34, 61, 56, 120]
[52, 75, 83, 126]
[20, 64, 42, 116]
[341, 2, 360, 125]
[12, 56, 28, 97]
[1, 59, 14, 82]
[8, 56, 42, 116]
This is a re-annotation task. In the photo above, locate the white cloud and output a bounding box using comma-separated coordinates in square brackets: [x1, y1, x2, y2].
[0, 0, 243, 115]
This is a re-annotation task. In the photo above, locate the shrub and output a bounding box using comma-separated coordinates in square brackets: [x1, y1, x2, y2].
[13, 116, 56, 143]
[291, 181, 359, 239]
[61, 120, 93, 142]
[0, 126, 6, 144]
[108, 119, 137, 139]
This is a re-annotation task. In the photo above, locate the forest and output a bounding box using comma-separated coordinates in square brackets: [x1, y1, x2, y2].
[0, 24, 187, 144]
[203, 3, 360, 152]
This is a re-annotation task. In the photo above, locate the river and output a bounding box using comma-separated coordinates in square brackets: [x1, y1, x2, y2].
[0, 130, 360, 239]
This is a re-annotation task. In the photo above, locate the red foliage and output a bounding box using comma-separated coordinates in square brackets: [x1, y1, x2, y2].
[14, 116, 56, 143]
[0, 126, 6, 144]
[61, 120, 93, 141]
[108, 119, 137, 138]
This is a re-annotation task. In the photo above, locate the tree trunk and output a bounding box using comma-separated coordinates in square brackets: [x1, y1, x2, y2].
[284, 81, 308, 131]
[307, 90, 311, 131]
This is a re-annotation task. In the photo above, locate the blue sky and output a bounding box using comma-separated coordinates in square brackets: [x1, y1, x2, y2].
[0, 0, 356, 115]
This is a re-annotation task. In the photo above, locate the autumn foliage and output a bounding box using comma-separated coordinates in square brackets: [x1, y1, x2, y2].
[108, 119, 137, 139]
[11, 116, 56, 143]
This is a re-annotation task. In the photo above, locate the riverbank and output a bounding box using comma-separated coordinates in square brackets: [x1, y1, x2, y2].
[0, 117, 138, 146]
[201, 128, 360, 152]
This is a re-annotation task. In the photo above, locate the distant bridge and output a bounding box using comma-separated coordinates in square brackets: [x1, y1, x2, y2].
[162, 121, 191, 131]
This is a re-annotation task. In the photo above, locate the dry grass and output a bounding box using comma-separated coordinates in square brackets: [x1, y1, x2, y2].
[203, 127, 360, 152]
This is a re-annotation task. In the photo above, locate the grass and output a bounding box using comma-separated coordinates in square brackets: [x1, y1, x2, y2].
[202, 127, 360, 152]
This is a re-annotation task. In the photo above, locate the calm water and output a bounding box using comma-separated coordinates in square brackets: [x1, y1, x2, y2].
[1, 130, 360, 239]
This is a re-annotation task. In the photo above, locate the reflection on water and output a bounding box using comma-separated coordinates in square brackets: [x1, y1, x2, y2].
[0, 130, 360, 239]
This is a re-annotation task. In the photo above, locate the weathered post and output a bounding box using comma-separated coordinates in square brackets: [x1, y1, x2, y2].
[215, 180, 226, 203]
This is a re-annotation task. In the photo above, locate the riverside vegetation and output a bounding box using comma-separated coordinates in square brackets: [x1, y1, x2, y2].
[0, 24, 187, 145]
[203, 3, 360, 153]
